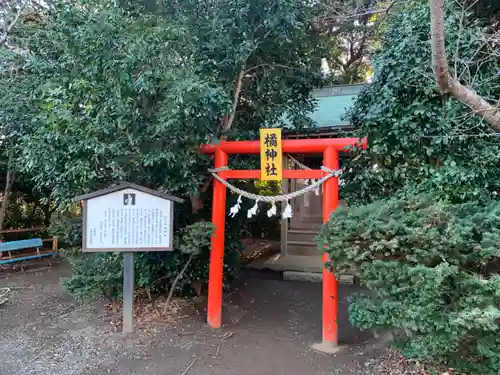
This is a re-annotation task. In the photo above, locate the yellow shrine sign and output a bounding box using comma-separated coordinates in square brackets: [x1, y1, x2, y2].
[260, 128, 283, 181]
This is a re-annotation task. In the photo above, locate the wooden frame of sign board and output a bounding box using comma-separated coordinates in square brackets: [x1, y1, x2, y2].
[74, 182, 183, 253]
[74, 182, 183, 333]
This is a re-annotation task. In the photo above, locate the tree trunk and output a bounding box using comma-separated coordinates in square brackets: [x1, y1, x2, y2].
[43, 202, 53, 227]
[429, 0, 500, 130]
[162, 253, 195, 315]
[26, 201, 39, 226]
[429, 0, 449, 94]
[0, 0, 31, 46]
[0, 170, 15, 232]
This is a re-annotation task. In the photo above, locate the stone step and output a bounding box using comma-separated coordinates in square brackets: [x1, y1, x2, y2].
[283, 271, 354, 284]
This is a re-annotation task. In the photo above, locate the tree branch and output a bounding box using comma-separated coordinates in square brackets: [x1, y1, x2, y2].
[430, 0, 450, 93]
[0, 170, 15, 231]
[317, 0, 402, 21]
[243, 63, 291, 74]
[429, 0, 500, 130]
[162, 253, 195, 315]
[0, 0, 31, 46]
[221, 68, 245, 132]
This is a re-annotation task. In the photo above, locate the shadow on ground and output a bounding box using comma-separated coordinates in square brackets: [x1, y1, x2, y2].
[0, 265, 394, 375]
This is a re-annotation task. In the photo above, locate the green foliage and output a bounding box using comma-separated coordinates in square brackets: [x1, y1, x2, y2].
[0, 165, 55, 232]
[315, 0, 382, 84]
[62, 221, 237, 302]
[62, 251, 124, 302]
[49, 207, 82, 248]
[0, 193, 50, 233]
[1, 0, 328, 301]
[247, 180, 281, 239]
[1, 0, 328, 205]
[178, 221, 214, 255]
[342, 0, 500, 204]
[318, 193, 500, 374]
[319, 2, 500, 373]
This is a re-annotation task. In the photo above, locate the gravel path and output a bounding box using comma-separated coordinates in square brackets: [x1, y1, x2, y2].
[0, 265, 431, 375]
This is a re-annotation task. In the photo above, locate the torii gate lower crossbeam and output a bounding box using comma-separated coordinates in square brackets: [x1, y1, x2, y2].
[201, 137, 367, 350]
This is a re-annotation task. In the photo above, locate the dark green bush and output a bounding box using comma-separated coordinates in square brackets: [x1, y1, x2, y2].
[61, 221, 239, 302]
[62, 251, 123, 302]
[317, 194, 500, 374]
[49, 208, 83, 248]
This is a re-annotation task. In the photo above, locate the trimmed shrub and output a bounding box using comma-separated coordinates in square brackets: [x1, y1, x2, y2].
[317, 194, 500, 374]
[59, 220, 239, 303]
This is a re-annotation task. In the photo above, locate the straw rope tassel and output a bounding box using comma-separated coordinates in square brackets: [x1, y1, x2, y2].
[267, 202, 277, 217]
[229, 195, 243, 218]
[282, 201, 293, 219]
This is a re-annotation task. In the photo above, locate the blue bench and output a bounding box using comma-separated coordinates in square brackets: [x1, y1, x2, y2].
[0, 238, 56, 265]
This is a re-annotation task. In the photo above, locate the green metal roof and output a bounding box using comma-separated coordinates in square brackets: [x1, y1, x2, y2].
[284, 84, 366, 129]
[311, 94, 357, 127]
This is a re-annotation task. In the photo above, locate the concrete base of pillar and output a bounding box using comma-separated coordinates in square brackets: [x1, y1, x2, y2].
[310, 342, 345, 355]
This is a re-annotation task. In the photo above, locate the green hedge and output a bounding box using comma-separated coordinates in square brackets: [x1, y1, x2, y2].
[51, 212, 239, 302]
[317, 194, 500, 374]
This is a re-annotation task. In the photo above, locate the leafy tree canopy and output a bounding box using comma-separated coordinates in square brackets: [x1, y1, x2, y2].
[0, 0, 335, 301]
[1, 0, 329, 205]
[341, 0, 500, 204]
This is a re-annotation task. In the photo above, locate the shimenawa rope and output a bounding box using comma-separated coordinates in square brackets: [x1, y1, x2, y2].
[209, 166, 340, 203]
[208, 162, 341, 219]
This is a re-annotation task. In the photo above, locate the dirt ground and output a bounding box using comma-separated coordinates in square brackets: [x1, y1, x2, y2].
[0, 265, 428, 375]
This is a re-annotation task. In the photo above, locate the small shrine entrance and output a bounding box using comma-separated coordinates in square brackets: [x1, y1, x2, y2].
[201, 136, 367, 351]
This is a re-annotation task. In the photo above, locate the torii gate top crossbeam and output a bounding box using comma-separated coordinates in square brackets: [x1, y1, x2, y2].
[201, 137, 367, 155]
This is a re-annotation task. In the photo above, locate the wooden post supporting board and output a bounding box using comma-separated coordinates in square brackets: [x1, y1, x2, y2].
[123, 252, 134, 333]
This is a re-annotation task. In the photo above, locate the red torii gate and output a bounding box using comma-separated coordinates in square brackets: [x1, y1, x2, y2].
[201, 136, 367, 350]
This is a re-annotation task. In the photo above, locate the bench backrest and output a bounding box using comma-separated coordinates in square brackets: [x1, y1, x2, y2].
[0, 238, 43, 252]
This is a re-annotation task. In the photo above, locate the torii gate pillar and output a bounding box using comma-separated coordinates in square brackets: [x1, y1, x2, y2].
[207, 148, 228, 328]
[320, 146, 339, 348]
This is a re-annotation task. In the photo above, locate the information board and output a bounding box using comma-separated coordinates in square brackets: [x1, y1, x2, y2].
[83, 188, 173, 251]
